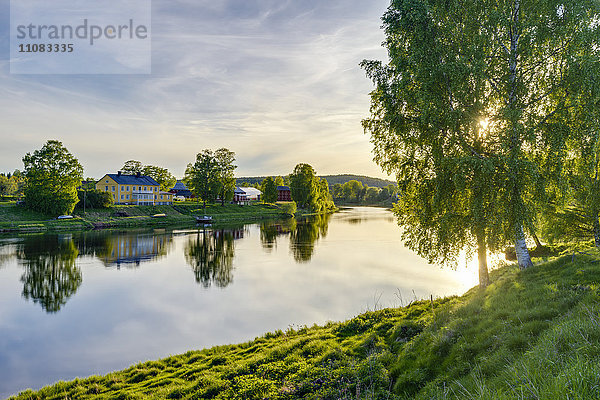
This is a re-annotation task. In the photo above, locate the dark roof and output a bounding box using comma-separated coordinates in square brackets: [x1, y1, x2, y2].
[277, 186, 290, 191]
[103, 174, 159, 186]
[172, 180, 188, 190]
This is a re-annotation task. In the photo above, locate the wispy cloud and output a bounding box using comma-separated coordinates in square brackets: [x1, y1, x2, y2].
[0, 0, 390, 178]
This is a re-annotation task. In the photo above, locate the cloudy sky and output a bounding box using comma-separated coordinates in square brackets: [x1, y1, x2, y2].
[0, 0, 391, 179]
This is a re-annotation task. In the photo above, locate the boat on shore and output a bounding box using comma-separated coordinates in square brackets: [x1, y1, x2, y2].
[195, 215, 213, 223]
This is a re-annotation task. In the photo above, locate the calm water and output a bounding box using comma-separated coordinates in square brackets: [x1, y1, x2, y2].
[0, 207, 477, 398]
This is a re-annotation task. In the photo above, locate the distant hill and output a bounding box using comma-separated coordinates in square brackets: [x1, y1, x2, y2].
[320, 175, 396, 188]
[236, 174, 396, 188]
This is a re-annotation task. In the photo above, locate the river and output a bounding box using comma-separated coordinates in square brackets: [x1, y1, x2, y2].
[0, 207, 477, 398]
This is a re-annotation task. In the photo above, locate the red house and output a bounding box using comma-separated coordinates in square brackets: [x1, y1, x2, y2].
[277, 186, 292, 202]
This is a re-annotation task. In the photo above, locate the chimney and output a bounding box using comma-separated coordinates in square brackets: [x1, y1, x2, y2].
[117, 171, 122, 176]
[136, 171, 141, 178]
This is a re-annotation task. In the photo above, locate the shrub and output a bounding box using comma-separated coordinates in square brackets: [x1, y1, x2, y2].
[75, 190, 114, 209]
[277, 201, 297, 216]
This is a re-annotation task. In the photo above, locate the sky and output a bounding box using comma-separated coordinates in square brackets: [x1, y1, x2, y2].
[0, 0, 391, 179]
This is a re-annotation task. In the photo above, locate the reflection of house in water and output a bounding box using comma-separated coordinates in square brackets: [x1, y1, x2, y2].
[213, 228, 245, 240]
[98, 233, 172, 268]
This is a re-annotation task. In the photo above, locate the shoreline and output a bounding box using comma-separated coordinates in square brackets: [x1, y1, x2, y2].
[0, 202, 335, 234]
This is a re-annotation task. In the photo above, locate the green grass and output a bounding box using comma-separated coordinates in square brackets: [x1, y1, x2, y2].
[0, 203, 292, 232]
[10, 252, 600, 399]
[0, 203, 91, 231]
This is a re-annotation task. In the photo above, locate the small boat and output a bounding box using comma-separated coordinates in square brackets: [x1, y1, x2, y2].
[196, 215, 213, 223]
[57, 215, 74, 220]
[152, 213, 167, 218]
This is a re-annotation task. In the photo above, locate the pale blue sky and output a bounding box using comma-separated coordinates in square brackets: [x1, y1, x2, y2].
[0, 0, 390, 179]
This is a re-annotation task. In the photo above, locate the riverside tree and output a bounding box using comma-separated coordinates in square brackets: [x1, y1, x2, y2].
[184, 148, 237, 208]
[214, 148, 237, 206]
[260, 176, 278, 203]
[184, 150, 219, 209]
[362, 0, 599, 283]
[289, 163, 335, 212]
[22, 140, 83, 216]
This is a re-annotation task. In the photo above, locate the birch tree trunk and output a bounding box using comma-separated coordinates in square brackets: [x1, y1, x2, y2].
[477, 232, 489, 288]
[515, 224, 533, 269]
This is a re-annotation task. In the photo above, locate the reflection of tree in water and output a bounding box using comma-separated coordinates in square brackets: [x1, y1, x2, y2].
[289, 213, 331, 263]
[259, 218, 297, 252]
[184, 228, 240, 288]
[16, 235, 82, 313]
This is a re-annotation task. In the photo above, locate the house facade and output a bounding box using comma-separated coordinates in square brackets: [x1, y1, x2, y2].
[233, 187, 262, 204]
[96, 172, 173, 205]
[277, 186, 292, 202]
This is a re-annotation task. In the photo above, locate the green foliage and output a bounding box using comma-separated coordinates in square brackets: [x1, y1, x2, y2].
[290, 163, 316, 208]
[184, 150, 220, 206]
[260, 177, 278, 203]
[75, 190, 114, 209]
[277, 201, 296, 216]
[289, 164, 335, 213]
[214, 148, 237, 205]
[0, 175, 16, 197]
[144, 166, 177, 192]
[362, 0, 600, 272]
[332, 181, 397, 205]
[184, 149, 236, 207]
[121, 160, 177, 191]
[274, 176, 285, 187]
[121, 160, 144, 175]
[22, 140, 83, 216]
[539, 50, 600, 247]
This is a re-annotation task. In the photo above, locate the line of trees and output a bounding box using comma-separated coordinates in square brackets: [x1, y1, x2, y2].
[0, 170, 25, 198]
[16, 142, 337, 217]
[331, 180, 398, 205]
[362, 0, 600, 287]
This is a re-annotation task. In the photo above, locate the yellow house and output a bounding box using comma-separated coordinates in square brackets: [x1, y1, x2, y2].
[96, 172, 174, 205]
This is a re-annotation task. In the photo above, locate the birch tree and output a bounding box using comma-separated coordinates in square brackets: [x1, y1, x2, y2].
[362, 0, 599, 280]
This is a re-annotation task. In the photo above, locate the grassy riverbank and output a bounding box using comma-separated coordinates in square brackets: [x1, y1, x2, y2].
[10, 250, 600, 399]
[0, 202, 293, 233]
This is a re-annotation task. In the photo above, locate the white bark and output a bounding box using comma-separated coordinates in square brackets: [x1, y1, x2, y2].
[477, 234, 489, 288]
[514, 225, 533, 269]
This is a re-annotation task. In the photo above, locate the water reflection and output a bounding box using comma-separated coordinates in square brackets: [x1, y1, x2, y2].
[0, 240, 15, 268]
[78, 231, 173, 268]
[0, 208, 480, 398]
[289, 214, 331, 263]
[7, 213, 332, 313]
[16, 235, 82, 313]
[184, 228, 244, 288]
[259, 219, 297, 252]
